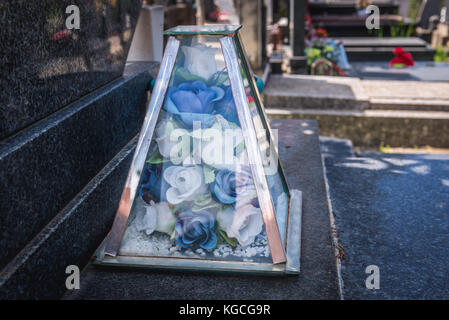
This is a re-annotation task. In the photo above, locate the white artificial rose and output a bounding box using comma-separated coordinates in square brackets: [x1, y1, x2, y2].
[182, 43, 218, 80]
[134, 198, 157, 235]
[201, 115, 246, 170]
[155, 118, 191, 163]
[163, 165, 208, 205]
[227, 204, 263, 247]
[216, 206, 234, 232]
[135, 198, 175, 235]
[155, 202, 177, 234]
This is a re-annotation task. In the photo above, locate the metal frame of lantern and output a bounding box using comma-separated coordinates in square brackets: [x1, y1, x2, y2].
[94, 25, 302, 275]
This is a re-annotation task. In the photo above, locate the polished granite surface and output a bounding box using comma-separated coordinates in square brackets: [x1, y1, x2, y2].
[0, 0, 142, 140]
[322, 138, 449, 299]
[0, 61, 156, 272]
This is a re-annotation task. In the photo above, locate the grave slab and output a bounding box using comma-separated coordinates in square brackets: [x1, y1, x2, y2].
[64, 119, 341, 300]
[339, 38, 436, 61]
[321, 138, 449, 299]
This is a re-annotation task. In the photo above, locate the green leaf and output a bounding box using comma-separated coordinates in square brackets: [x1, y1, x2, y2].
[208, 69, 229, 86]
[175, 67, 206, 84]
[192, 193, 220, 212]
[170, 230, 177, 241]
[219, 230, 238, 247]
[146, 150, 164, 164]
[203, 165, 216, 184]
[235, 142, 245, 155]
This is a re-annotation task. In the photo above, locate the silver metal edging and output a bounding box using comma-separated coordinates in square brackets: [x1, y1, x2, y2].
[233, 34, 291, 196]
[285, 190, 302, 274]
[104, 37, 180, 256]
[96, 254, 287, 276]
[95, 232, 289, 275]
[220, 36, 286, 264]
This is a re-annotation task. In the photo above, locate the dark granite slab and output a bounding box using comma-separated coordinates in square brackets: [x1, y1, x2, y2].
[0, 137, 136, 300]
[0, 61, 157, 271]
[0, 0, 142, 140]
[340, 37, 430, 48]
[322, 138, 449, 299]
[64, 119, 341, 300]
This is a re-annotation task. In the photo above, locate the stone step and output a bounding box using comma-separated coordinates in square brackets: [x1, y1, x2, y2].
[310, 2, 398, 16]
[263, 75, 370, 110]
[340, 37, 430, 48]
[266, 108, 449, 148]
[263, 75, 449, 112]
[0, 137, 137, 299]
[0, 62, 156, 271]
[370, 98, 449, 111]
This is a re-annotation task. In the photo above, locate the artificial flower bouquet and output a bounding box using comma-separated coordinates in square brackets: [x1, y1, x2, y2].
[119, 40, 275, 262]
[305, 38, 350, 76]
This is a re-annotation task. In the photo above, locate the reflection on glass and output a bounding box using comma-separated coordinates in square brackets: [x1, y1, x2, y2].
[165, 25, 242, 35]
[119, 36, 272, 263]
[234, 37, 290, 247]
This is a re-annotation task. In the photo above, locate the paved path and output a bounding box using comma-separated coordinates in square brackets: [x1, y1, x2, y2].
[321, 137, 449, 299]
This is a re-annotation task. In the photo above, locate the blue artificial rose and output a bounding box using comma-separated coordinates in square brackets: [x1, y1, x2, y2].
[175, 210, 217, 251]
[211, 170, 236, 204]
[211, 166, 256, 205]
[164, 80, 224, 128]
[213, 86, 240, 124]
[139, 163, 168, 202]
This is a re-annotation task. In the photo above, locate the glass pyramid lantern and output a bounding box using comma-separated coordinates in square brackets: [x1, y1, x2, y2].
[95, 25, 302, 275]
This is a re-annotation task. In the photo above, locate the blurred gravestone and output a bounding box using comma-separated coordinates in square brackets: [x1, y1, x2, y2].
[237, 0, 263, 70]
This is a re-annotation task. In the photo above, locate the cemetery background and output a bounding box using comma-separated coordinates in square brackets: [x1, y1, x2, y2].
[0, 0, 448, 300]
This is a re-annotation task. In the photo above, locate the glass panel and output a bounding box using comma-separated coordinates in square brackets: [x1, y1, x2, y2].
[220, 36, 286, 263]
[233, 36, 290, 248]
[104, 37, 180, 257]
[118, 35, 272, 263]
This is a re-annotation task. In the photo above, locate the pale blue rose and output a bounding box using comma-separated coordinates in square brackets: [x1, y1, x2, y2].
[164, 81, 224, 128]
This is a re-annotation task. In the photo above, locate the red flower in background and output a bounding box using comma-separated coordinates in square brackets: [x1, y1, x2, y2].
[390, 47, 415, 68]
[306, 14, 312, 24]
[315, 28, 328, 38]
[244, 88, 255, 104]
